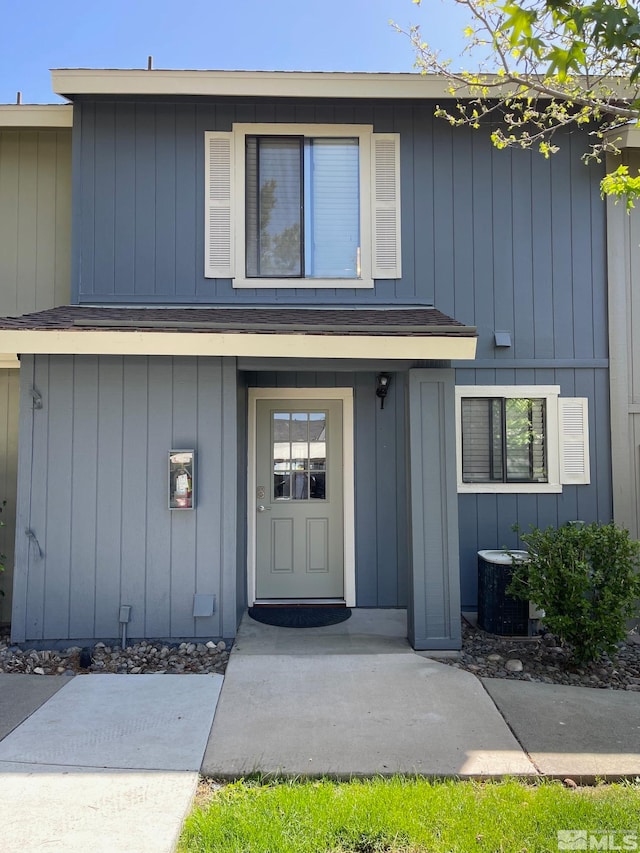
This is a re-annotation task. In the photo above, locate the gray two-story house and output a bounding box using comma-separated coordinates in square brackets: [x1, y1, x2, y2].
[0, 70, 610, 649]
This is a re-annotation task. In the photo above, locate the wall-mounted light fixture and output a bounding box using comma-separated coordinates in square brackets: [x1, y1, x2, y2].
[376, 373, 391, 410]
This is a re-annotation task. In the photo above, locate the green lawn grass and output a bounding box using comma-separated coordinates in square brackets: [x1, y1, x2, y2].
[179, 777, 640, 853]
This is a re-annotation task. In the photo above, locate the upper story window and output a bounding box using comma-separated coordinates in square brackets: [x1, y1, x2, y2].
[455, 385, 590, 494]
[204, 124, 401, 288]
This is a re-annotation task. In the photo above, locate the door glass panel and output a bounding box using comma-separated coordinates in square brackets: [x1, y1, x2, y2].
[272, 411, 328, 501]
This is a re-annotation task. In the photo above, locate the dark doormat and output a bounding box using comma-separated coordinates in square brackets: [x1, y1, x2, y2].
[248, 605, 352, 629]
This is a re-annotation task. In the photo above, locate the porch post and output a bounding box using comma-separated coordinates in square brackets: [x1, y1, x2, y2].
[407, 368, 461, 650]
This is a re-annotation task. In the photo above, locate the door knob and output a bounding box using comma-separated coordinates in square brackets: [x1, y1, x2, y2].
[257, 504, 271, 512]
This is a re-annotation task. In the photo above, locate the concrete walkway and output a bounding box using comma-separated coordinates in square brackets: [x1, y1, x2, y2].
[203, 610, 640, 781]
[203, 611, 533, 778]
[482, 678, 640, 781]
[1, 610, 640, 851]
[0, 673, 223, 853]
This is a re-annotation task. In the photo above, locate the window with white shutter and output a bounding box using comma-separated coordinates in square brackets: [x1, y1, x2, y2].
[455, 386, 590, 494]
[204, 124, 401, 288]
[372, 133, 402, 279]
[558, 397, 590, 485]
[204, 132, 234, 278]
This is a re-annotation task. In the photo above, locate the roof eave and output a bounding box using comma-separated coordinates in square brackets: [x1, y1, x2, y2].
[0, 104, 73, 128]
[0, 328, 478, 361]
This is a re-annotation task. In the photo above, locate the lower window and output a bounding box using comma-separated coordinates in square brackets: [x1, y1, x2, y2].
[461, 397, 547, 484]
[455, 385, 590, 494]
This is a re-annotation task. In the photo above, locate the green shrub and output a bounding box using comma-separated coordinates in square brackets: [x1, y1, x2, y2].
[508, 521, 640, 662]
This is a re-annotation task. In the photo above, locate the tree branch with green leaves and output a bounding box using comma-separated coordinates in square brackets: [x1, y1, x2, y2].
[396, 0, 640, 206]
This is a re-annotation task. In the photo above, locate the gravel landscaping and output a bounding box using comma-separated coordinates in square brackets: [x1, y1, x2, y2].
[441, 620, 640, 691]
[0, 633, 229, 675]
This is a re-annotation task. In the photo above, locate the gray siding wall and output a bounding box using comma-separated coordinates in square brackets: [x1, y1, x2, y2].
[0, 129, 72, 315]
[245, 369, 408, 607]
[68, 96, 610, 617]
[0, 370, 19, 623]
[0, 128, 72, 623]
[608, 150, 640, 538]
[455, 366, 612, 608]
[73, 99, 606, 347]
[12, 354, 238, 643]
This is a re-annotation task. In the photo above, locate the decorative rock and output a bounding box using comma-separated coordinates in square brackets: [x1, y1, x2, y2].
[438, 620, 640, 691]
[505, 659, 524, 672]
[487, 654, 503, 662]
[0, 631, 230, 677]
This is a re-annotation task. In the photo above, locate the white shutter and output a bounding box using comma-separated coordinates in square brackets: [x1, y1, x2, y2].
[371, 133, 401, 279]
[558, 398, 590, 484]
[204, 132, 234, 278]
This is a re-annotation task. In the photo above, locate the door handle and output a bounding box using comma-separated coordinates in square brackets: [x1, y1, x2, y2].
[257, 505, 271, 512]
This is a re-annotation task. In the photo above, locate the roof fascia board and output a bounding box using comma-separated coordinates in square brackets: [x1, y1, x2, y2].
[51, 68, 635, 102]
[0, 329, 477, 361]
[51, 69, 488, 100]
[0, 104, 72, 128]
[606, 124, 640, 148]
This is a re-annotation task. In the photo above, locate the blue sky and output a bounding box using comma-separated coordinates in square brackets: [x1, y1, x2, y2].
[0, 0, 471, 104]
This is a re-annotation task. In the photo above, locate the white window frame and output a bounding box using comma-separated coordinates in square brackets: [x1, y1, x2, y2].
[233, 123, 374, 289]
[455, 385, 562, 494]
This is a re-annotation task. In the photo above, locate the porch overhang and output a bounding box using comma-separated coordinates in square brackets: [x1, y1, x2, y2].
[0, 306, 478, 362]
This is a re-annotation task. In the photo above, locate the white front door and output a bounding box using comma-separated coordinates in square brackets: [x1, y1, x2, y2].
[255, 398, 344, 599]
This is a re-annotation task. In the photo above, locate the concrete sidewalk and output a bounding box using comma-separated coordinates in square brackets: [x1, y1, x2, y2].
[0, 673, 223, 853]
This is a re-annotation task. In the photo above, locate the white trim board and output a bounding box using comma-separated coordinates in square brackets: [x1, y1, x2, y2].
[0, 329, 477, 360]
[0, 105, 72, 127]
[247, 388, 356, 608]
[51, 69, 484, 100]
[51, 68, 631, 100]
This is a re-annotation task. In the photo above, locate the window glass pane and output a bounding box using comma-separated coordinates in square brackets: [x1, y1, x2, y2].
[461, 398, 503, 483]
[246, 137, 302, 277]
[272, 410, 327, 500]
[305, 138, 360, 278]
[461, 395, 548, 485]
[490, 399, 503, 481]
[505, 398, 547, 482]
[310, 471, 325, 499]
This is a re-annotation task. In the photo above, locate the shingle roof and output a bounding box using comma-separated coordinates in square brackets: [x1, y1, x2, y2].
[0, 306, 476, 338]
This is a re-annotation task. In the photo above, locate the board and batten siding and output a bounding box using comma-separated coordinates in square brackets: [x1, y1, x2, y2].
[73, 100, 606, 353]
[244, 369, 408, 607]
[0, 128, 72, 622]
[607, 149, 640, 539]
[0, 370, 19, 623]
[12, 355, 238, 643]
[0, 129, 72, 315]
[455, 366, 612, 608]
